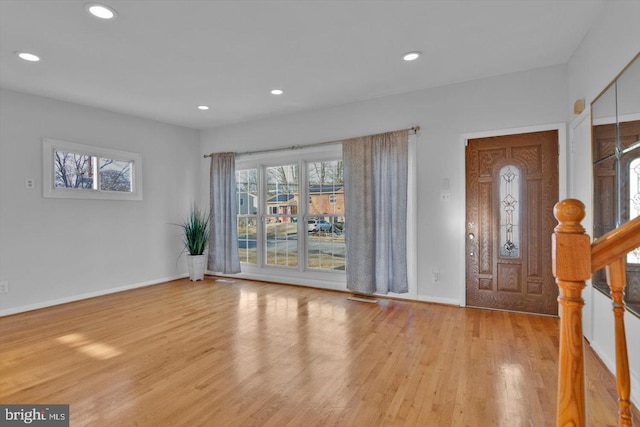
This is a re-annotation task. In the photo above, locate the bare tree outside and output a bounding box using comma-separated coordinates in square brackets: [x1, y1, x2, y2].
[54, 151, 132, 192]
[99, 158, 132, 192]
[236, 168, 257, 193]
[267, 165, 298, 195]
[308, 160, 343, 186]
[309, 161, 328, 185]
[54, 151, 93, 188]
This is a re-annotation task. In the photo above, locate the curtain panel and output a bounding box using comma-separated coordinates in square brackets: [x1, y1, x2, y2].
[343, 129, 409, 294]
[208, 152, 241, 274]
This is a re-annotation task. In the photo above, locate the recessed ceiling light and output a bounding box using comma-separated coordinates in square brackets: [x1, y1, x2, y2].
[402, 51, 421, 61]
[15, 52, 40, 62]
[86, 3, 117, 19]
[197, 105, 210, 110]
[270, 89, 284, 95]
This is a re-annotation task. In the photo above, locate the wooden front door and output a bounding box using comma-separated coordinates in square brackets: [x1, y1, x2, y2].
[465, 130, 559, 315]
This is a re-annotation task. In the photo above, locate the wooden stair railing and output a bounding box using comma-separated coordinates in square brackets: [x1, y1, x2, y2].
[553, 199, 640, 427]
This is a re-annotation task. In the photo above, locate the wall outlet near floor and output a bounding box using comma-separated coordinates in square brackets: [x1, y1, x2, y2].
[432, 270, 439, 283]
[0, 281, 8, 294]
[25, 178, 35, 189]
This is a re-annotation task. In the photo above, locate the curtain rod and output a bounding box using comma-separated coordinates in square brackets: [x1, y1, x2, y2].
[203, 125, 420, 158]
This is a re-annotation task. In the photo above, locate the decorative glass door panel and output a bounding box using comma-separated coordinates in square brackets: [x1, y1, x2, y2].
[499, 165, 521, 258]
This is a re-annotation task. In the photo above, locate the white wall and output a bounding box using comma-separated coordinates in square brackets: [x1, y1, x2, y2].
[567, 0, 640, 408]
[567, 1, 640, 119]
[0, 89, 201, 315]
[200, 63, 568, 305]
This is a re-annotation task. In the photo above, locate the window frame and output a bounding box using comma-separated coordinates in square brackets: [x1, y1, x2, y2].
[264, 162, 300, 269]
[236, 168, 259, 264]
[230, 135, 417, 297]
[235, 144, 347, 285]
[43, 138, 143, 201]
[306, 159, 346, 272]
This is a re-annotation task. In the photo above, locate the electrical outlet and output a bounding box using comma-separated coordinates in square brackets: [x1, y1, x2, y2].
[440, 192, 451, 201]
[25, 178, 35, 189]
[0, 281, 8, 294]
[432, 270, 439, 283]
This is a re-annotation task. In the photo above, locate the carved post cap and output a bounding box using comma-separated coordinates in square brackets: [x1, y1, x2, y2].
[554, 199, 586, 233]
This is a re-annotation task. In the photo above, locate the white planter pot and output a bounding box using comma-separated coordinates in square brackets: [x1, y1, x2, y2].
[187, 254, 207, 281]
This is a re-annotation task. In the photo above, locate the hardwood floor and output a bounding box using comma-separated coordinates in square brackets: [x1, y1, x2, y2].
[1, 277, 637, 426]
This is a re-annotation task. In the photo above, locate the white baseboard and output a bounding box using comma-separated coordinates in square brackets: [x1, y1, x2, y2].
[590, 340, 616, 379]
[590, 341, 640, 409]
[417, 294, 460, 306]
[210, 271, 348, 292]
[213, 271, 462, 306]
[0, 274, 188, 317]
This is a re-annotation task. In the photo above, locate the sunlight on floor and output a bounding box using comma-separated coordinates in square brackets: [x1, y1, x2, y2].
[497, 362, 525, 423]
[56, 333, 122, 360]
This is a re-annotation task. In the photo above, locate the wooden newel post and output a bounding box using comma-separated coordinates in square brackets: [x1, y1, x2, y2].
[552, 199, 591, 427]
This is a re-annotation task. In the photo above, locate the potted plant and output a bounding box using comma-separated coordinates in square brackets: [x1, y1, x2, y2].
[179, 204, 209, 281]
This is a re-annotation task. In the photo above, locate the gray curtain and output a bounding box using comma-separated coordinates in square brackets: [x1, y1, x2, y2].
[208, 152, 241, 274]
[343, 130, 409, 294]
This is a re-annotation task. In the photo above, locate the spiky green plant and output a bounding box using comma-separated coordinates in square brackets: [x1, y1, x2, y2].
[180, 204, 209, 255]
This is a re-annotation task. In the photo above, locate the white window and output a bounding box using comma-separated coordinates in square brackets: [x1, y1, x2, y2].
[43, 138, 142, 200]
[232, 135, 416, 297]
[236, 168, 258, 264]
[235, 145, 345, 275]
[307, 160, 345, 271]
[265, 164, 299, 268]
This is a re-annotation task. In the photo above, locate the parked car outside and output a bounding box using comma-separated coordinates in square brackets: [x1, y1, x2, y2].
[307, 219, 332, 232]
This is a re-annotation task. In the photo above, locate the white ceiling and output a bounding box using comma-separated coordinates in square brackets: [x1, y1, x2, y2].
[0, 0, 606, 130]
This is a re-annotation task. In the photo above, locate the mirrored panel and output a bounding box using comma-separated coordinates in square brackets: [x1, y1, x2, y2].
[591, 52, 640, 316]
